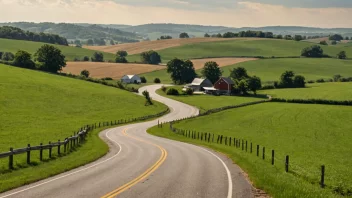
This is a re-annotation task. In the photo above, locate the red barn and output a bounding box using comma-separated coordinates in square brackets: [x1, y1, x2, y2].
[214, 77, 235, 94]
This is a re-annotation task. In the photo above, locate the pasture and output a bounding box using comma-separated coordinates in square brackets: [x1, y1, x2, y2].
[149, 102, 352, 197]
[0, 64, 167, 191]
[0, 38, 115, 61]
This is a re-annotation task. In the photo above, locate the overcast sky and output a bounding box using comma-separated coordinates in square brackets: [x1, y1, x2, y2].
[1, 0, 352, 27]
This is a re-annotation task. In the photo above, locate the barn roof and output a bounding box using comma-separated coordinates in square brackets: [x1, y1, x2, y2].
[220, 77, 234, 85]
[191, 78, 209, 86]
[123, 75, 139, 79]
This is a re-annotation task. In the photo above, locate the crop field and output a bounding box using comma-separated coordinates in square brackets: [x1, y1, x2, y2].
[222, 58, 352, 83]
[149, 102, 352, 197]
[156, 86, 262, 113]
[63, 62, 166, 79]
[0, 64, 167, 191]
[0, 38, 115, 61]
[259, 82, 352, 100]
[83, 37, 241, 55]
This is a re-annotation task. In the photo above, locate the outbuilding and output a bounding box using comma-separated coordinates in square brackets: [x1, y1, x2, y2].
[214, 77, 235, 94]
[121, 75, 141, 84]
[184, 78, 213, 92]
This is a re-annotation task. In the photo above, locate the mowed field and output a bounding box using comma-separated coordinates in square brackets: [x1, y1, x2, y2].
[0, 38, 115, 61]
[150, 103, 352, 197]
[222, 58, 352, 82]
[83, 37, 242, 55]
[63, 62, 166, 79]
[259, 82, 352, 100]
[0, 64, 167, 191]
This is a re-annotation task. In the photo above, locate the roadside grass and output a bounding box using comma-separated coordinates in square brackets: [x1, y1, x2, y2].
[149, 102, 352, 197]
[0, 64, 167, 191]
[259, 82, 352, 101]
[156, 86, 263, 113]
[0, 38, 115, 61]
[222, 58, 352, 83]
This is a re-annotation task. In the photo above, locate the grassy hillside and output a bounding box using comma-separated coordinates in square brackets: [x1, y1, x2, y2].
[259, 82, 352, 100]
[129, 39, 352, 62]
[0, 64, 167, 191]
[0, 38, 115, 61]
[150, 103, 352, 197]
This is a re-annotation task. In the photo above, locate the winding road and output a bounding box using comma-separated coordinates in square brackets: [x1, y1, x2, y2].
[0, 85, 254, 198]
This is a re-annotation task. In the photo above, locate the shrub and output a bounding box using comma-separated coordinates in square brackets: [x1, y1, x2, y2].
[73, 57, 80, 61]
[91, 52, 104, 62]
[117, 81, 125, 89]
[80, 70, 90, 78]
[261, 85, 276, 90]
[337, 51, 347, 59]
[307, 80, 315, 84]
[140, 76, 147, 83]
[140, 50, 161, 65]
[101, 77, 113, 80]
[13, 50, 35, 69]
[116, 50, 128, 57]
[2, 52, 15, 61]
[293, 75, 306, 88]
[161, 86, 167, 92]
[319, 41, 328, 45]
[333, 74, 342, 82]
[154, 78, 161, 83]
[316, 79, 325, 83]
[184, 88, 194, 95]
[142, 90, 153, 105]
[115, 56, 128, 63]
[0, 52, 3, 59]
[331, 40, 337, 45]
[167, 88, 179, 95]
[83, 56, 90, 61]
[301, 45, 324, 57]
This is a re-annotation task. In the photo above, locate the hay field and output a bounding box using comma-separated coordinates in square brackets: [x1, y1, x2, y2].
[83, 38, 263, 55]
[191, 58, 258, 70]
[62, 62, 165, 79]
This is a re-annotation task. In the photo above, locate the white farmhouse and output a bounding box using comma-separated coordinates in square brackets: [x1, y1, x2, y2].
[121, 75, 141, 84]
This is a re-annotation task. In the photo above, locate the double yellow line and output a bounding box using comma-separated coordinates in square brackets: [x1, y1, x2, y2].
[101, 129, 168, 198]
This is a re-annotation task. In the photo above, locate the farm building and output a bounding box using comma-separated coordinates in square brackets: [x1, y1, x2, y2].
[184, 78, 213, 92]
[121, 75, 141, 84]
[214, 77, 234, 94]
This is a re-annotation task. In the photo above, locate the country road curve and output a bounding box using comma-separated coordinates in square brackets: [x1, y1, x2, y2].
[0, 85, 254, 198]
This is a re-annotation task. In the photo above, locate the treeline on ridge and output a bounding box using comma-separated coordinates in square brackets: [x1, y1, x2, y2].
[0, 26, 68, 46]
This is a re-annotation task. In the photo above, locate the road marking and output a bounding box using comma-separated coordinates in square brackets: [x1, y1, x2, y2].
[101, 129, 168, 198]
[0, 128, 123, 198]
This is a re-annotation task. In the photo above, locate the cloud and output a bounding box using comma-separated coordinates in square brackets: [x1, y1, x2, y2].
[0, 0, 351, 28]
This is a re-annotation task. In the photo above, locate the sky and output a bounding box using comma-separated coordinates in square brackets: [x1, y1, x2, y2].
[1, 0, 352, 28]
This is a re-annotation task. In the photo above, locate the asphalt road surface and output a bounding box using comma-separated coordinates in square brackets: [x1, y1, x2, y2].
[0, 85, 254, 198]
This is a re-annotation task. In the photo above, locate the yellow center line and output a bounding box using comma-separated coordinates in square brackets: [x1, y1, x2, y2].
[101, 128, 168, 198]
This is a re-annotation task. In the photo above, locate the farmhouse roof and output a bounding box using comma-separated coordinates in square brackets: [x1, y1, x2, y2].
[221, 77, 234, 85]
[124, 75, 138, 79]
[191, 78, 208, 86]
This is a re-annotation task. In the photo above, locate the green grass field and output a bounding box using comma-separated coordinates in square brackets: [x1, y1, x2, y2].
[129, 39, 352, 63]
[157, 86, 263, 113]
[0, 64, 167, 192]
[149, 102, 352, 197]
[0, 38, 115, 61]
[259, 82, 352, 100]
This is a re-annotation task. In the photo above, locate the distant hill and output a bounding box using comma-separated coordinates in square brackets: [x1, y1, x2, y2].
[0, 22, 141, 43]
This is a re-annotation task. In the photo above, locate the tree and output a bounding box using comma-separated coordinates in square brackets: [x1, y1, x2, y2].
[201, 61, 222, 84]
[276, 35, 283, 39]
[301, 45, 324, 57]
[140, 76, 147, 83]
[333, 74, 342, 82]
[0, 52, 3, 59]
[115, 56, 127, 63]
[74, 40, 81, 45]
[284, 35, 292, 40]
[230, 67, 249, 81]
[346, 37, 350, 40]
[331, 40, 337, 45]
[110, 40, 115, 45]
[204, 33, 210, 37]
[223, 32, 237, 38]
[329, 34, 343, 41]
[140, 50, 161, 65]
[116, 50, 128, 57]
[142, 90, 153, 105]
[91, 52, 104, 62]
[34, 45, 66, 73]
[337, 51, 347, 59]
[87, 39, 94, 46]
[265, 32, 274, 38]
[1, 52, 15, 61]
[167, 58, 196, 84]
[154, 78, 161, 83]
[293, 75, 306, 88]
[294, 35, 303, 41]
[83, 56, 90, 61]
[279, 71, 295, 88]
[319, 40, 328, 45]
[13, 50, 35, 69]
[80, 70, 90, 78]
[246, 76, 262, 95]
[160, 35, 172, 40]
[179, 32, 189, 38]
[237, 79, 249, 95]
[216, 33, 222, 38]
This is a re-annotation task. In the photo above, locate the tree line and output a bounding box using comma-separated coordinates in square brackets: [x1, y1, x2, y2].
[0, 26, 68, 45]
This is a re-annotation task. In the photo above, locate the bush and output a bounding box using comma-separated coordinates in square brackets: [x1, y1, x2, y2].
[337, 51, 347, 59]
[319, 41, 328, 45]
[140, 76, 147, 83]
[154, 78, 161, 83]
[73, 57, 80, 61]
[101, 77, 113, 80]
[80, 70, 90, 78]
[115, 56, 128, 63]
[271, 98, 352, 106]
[307, 80, 315, 84]
[83, 56, 90, 61]
[331, 40, 337, 45]
[91, 52, 104, 62]
[261, 85, 276, 90]
[301, 45, 324, 58]
[184, 88, 193, 95]
[316, 79, 325, 83]
[167, 88, 179, 95]
[140, 50, 161, 65]
[2, 52, 15, 61]
[161, 86, 167, 92]
[333, 74, 342, 82]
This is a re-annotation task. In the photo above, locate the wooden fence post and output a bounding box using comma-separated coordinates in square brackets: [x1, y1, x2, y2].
[246, 141, 248, 152]
[250, 143, 253, 153]
[212, 134, 214, 142]
[27, 144, 31, 164]
[225, 137, 227, 145]
[321, 165, 325, 188]
[271, 150, 275, 165]
[257, 145, 259, 157]
[64, 139, 67, 153]
[9, 147, 13, 169]
[242, 140, 244, 150]
[40, 143, 43, 161]
[58, 140, 61, 155]
[49, 141, 52, 158]
[285, 155, 289, 172]
[229, 137, 232, 146]
[262, 147, 265, 160]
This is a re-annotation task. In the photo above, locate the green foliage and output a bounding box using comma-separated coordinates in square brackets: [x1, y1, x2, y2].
[110, 40, 115, 45]
[201, 61, 222, 84]
[115, 56, 128, 63]
[319, 40, 328, 45]
[166, 88, 179, 95]
[140, 76, 147, 83]
[293, 75, 306, 88]
[329, 34, 344, 41]
[279, 71, 295, 87]
[142, 90, 153, 105]
[34, 44, 66, 73]
[222, 32, 237, 38]
[276, 35, 283, 39]
[301, 45, 324, 57]
[154, 78, 161, 83]
[331, 40, 337, 45]
[140, 50, 161, 65]
[284, 35, 292, 40]
[337, 51, 347, 59]
[161, 85, 167, 92]
[271, 98, 352, 106]
[87, 39, 94, 46]
[246, 76, 262, 95]
[13, 50, 35, 69]
[1, 52, 14, 61]
[94, 38, 106, 46]
[230, 67, 249, 81]
[294, 35, 303, 41]
[159, 35, 172, 40]
[179, 32, 189, 38]
[116, 50, 128, 57]
[80, 69, 90, 78]
[204, 33, 210, 37]
[184, 88, 194, 95]
[333, 74, 342, 82]
[83, 56, 90, 61]
[0, 26, 68, 45]
[167, 58, 196, 84]
[91, 52, 104, 62]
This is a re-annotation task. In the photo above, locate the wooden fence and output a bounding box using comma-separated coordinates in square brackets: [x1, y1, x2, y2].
[0, 108, 169, 171]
